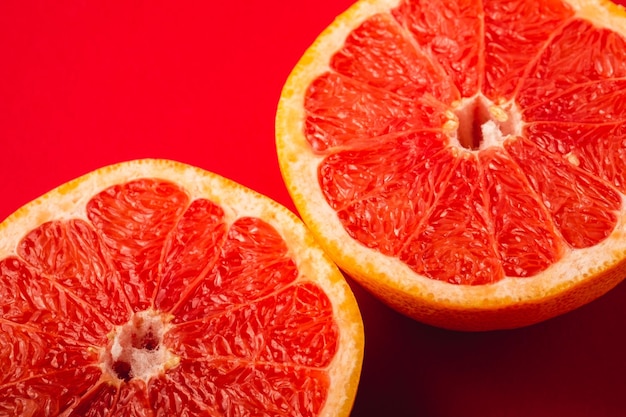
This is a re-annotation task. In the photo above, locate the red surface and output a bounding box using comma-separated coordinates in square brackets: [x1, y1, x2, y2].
[2, 1, 626, 416]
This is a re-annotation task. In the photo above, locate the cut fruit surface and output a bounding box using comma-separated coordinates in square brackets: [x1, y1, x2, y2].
[0, 159, 363, 416]
[276, 0, 626, 330]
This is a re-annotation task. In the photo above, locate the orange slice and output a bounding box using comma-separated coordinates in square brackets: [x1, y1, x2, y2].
[0, 159, 363, 416]
[276, 0, 626, 330]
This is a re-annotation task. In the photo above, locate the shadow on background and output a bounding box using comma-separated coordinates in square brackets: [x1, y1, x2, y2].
[348, 275, 626, 417]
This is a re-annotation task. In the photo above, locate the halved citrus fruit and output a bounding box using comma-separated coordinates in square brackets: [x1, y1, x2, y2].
[0, 159, 363, 416]
[276, 0, 626, 331]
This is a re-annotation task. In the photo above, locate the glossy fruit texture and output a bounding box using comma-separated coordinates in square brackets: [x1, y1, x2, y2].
[302, 0, 626, 284]
[276, 0, 626, 330]
[1, 161, 362, 417]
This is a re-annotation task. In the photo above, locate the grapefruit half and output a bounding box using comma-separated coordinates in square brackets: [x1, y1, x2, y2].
[0, 159, 363, 416]
[276, 0, 626, 330]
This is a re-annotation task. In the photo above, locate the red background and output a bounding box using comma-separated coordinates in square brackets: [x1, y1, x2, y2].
[2, 1, 626, 416]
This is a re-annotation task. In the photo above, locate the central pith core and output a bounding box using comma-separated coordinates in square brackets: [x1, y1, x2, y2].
[103, 310, 179, 383]
[445, 94, 522, 151]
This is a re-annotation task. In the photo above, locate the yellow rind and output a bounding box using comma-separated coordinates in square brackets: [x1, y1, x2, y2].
[0, 158, 364, 417]
[275, 0, 626, 331]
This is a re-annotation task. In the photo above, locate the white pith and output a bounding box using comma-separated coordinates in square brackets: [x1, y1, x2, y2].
[0, 159, 364, 417]
[102, 310, 179, 384]
[445, 94, 523, 151]
[275, 0, 626, 310]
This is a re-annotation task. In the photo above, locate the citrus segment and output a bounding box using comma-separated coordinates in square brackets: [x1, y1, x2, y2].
[151, 359, 329, 417]
[0, 368, 103, 417]
[319, 131, 447, 209]
[522, 79, 626, 123]
[400, 154, 504, 285]
[330, 14, 458, 103]
[517, 19, 626, 107]
[276, 0, 626, 329]
[0, 256, 112, 345]
[305, 73, 448, 152]
[0, 159, 363, 416]
[480, 147, 563, 277]
[391, 0, 484, 96]
[168, 283, 337, 366]
[320, 132, 452, 255]
[87, 178, 190, 312]
[17, 219, 131, 326]
[75, 380, 152, 417]
[527, 121, 626, 193]
[64, 380, 117, 417]
[154, 198, 228, 313]
[506, 137, 622, 247]
[169, 217, 300, 323]
[1, 327, 97, 385]
[483, 0, 575, 99]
